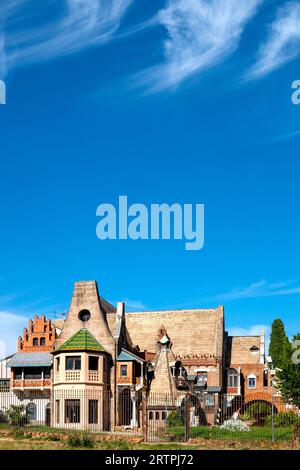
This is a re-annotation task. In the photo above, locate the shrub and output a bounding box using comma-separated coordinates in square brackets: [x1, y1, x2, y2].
[81, 431, 94, 448]
[265, 412, 300, 427]
[67, 432, 94, 448]
[167, 411, 182, 427]
[220, 419, 250, 432]
[5, 405, 28, 427]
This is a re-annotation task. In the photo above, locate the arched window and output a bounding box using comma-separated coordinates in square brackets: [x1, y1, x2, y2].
[162, 411, 166, 420]
[40, 337, 46, 346]
[33, 338, 38, 346]
[155, 411, 160, 420]
[26, 402, 37, 420]
[149, 411, 153, 420]
[227, 368, 238, 388]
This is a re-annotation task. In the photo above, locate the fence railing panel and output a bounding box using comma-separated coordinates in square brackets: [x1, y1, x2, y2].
[0, 389, 299, 443]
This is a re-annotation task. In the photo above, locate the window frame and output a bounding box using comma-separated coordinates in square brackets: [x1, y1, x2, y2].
[227, 368, 239, 388]
[65, 356, 81, 371]
[248, 376, 256, 389]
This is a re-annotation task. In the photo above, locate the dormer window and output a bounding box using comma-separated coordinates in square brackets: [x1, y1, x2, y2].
[250, 345, 259, 352]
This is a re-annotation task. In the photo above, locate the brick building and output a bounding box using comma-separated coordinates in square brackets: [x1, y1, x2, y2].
[1, 280, 278, 429]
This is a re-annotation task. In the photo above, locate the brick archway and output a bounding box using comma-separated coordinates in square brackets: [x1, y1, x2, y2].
[243, 391, 285, 413]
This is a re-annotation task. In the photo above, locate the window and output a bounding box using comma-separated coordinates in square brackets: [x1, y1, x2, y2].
[56, 400, 60, 424]
[155, 411, 160, 420]
[26, 402, 37, 420]
[78, 309, 91, 322]
[66, 356, 81, 370]
[56, 357, 60, 372]
[44, 367, 51, 379]
[40, 337, 46, 346]
[88, 400, 98, 424]
[120, 365, 127, 377]
[134, 362, 141, 377]
[149, 411, 153, 420]
[205, 393, 215, 407]
[248, 376, 256, 389]
[89, 356, 99, 371]
[162, 411, 166, 420]
[0, 379, 10, 392]
[33, 338, 38, 346]
[24, 368, 42, 380]
[227, 368, 238, 388]
[65, 399, 80, 423]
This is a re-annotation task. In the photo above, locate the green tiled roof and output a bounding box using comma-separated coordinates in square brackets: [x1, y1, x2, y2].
[56, 329, 106, 352]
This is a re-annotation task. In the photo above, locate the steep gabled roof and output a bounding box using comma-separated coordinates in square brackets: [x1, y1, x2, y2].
[55, 329, 106, 352]
[125, 307, 224, 358]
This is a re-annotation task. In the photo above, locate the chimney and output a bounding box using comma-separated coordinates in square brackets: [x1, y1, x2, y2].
[260, 330, 265, 364]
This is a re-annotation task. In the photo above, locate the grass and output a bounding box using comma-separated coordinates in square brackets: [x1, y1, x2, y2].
[167, 425, 294, 441]
[0, 422, 297, 450]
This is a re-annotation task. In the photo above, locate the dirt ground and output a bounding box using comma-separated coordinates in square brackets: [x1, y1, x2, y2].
[0, 433, 300, 450]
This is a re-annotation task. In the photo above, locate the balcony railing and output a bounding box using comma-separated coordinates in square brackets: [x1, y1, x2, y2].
[88, 371, 100, 382]
[65, 371, 81, 382]
[12, 379, 51, 389]
[117, 376, 144, 385]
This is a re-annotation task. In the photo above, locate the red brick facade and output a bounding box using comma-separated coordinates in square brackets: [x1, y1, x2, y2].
[18, 315, 55, 352]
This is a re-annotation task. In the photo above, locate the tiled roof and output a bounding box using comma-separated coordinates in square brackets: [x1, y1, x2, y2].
[56, 328, 106, 352]
[117, 348, 144, 362]
[7, 352, 52, 368]
[207, 386, 222, 393]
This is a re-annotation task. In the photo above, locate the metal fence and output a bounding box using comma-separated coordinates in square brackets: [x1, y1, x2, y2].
[1, 389, 300, 443]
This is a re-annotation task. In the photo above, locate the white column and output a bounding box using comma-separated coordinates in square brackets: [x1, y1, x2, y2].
[130, 391, 138, 428]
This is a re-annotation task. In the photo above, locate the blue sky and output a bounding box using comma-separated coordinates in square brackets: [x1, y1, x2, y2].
[1, 0, 300, 356]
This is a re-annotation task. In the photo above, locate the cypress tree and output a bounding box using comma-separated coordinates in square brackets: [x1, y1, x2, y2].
[269, 319, 291, 369]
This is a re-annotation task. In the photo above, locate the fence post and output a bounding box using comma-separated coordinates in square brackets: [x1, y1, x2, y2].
[185, 397, 190, 442]
[142, 392, 147, 442]
[271, 380, 275, 444]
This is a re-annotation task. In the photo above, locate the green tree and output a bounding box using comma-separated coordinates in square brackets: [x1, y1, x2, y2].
[277, 362, 300, 407]
[276, 332, 300, 406]
[269, 319, 291, 369]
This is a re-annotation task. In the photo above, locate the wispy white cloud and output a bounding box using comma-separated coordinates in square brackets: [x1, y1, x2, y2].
[123, 298, 148, 311]
[0, 311, 29, 358]
[0, 0, 133, 76]
[248, 1, 300, 79]
[212, 278, 300, 302]
[136, 0, 263, 93]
